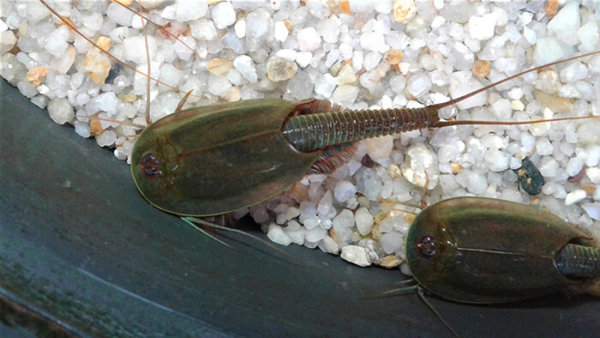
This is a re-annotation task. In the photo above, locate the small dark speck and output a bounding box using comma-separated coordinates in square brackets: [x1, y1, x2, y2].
[361, 154, 376, 168]
[513, 157, 544, 195]
[106, 63, 122, 83]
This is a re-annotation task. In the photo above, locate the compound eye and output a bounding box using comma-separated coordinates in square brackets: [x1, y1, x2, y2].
[417, 235, 437, 258]
[140, 152, 162, 178]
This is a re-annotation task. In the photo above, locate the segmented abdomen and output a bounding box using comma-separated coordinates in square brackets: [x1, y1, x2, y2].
[282, 107, 438, 152]
[556, 243, 600, 279]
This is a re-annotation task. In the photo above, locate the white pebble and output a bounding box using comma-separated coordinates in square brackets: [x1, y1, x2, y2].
[565, 189, 587, 206]
[360, 32, 388, 53]
[303, 216, 320, 230]
[299, 201, 317, 219]
[234, 19, 246, 38]
[334, 181, 357, 203]
[349, 0, 374, 12]
[86, 92, 119, 116]
[539, 157, 559, 178]
[106, 2, 133, 26]
[401, 144, 437, 189]
[363, 52, 382, 71]
[0, 30, 16, 54]
[175, 0, 207, 22]
[306, 227, 326, 243]
[190, 19, 217, 41]
[296, 52, 312, 68]
[455, 171, 487, 194]
[340, 245, 371, 267]
[566, 157, 583, 177]
[17, 80, 37, 98]
[468, 13, 497, 40]
[233, 55, 257, 83]
[274, 21, 289, 42]
[207, 74, 231, 96]
[211, 1, 236, 29]
[285, 221, 305, 245]
[578, 21, 599, 52]
[366, 135, 394, 162]
[534, 37, 571, 65]
[380, 231, 403, 254]
[330, 85, 359, 105]
[547, 1, 580, 44]
[96, 130, 117, 147]
[44, 25, 70, 58]
[355, 207, 374, 236]
[536, 137, 553, 156]
[318, 236, 339, 255]
[317, 190, 333, 216]
[449, 72, 486, 110]
[47, 98, 74, 125]
[582, 203, 600, 221]
[297, 27, 321, 52]
[314, 73, 337, 98]
[587, 167, 600, 184]
[333, 209, 355, 229]
[484, 149, 509, 172]
[245, 8, 271, 51]
[123, 36, 157, 64]
[159, 63, 183, 88]
[74, 121, 90, 138]
[267, 223, 292, 246]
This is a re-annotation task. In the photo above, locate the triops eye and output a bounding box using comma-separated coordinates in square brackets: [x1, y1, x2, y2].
[417, 235, 436, 258]
[140, 152, 162, 178]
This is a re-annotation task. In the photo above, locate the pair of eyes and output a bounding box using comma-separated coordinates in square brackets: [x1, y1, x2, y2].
[141, 152, 162, 178]
[418, 235, 437, 258]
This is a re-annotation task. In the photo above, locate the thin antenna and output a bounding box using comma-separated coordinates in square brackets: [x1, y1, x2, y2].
[430, 50, 600, 111]
[38, 0, 204, 100]
[418, 287, 459, 337]
[434, 114, 600, 128]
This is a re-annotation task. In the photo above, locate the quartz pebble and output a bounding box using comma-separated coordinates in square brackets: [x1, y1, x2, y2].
[267, 223, 293, 246]
[266, 56, 297, 82]
[211, 2, 235, 29]
[47, 98, 74, 125]
[340, 245, 371, 267]
[0, 30, 16, 53]
[393, 0, 416, 24]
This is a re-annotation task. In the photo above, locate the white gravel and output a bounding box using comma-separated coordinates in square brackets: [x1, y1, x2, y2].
[1, 0, 600, 275]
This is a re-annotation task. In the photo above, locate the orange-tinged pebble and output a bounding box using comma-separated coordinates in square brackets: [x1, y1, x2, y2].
[329, 228, 338, 243]
[284, 20, 293, 30]
[27, 66, 49, 87]
[339, 0, 351, 14]
[545, 0, 559, 19]
[581, 184, 596, 195]
[380, 255, 402, 269]
[384, 49, 403, 65]
[472, 60, 491, 78]
[221, 86, 241, 102]
[90, 115, 104, 135]
[85, 36, 112, 86]
[96, 36, 111, 51]
[450, 162, 464, 174]
[394, 0, 417, 24]
[114, 0, 134, 5]
[207, 58, 233, 75]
